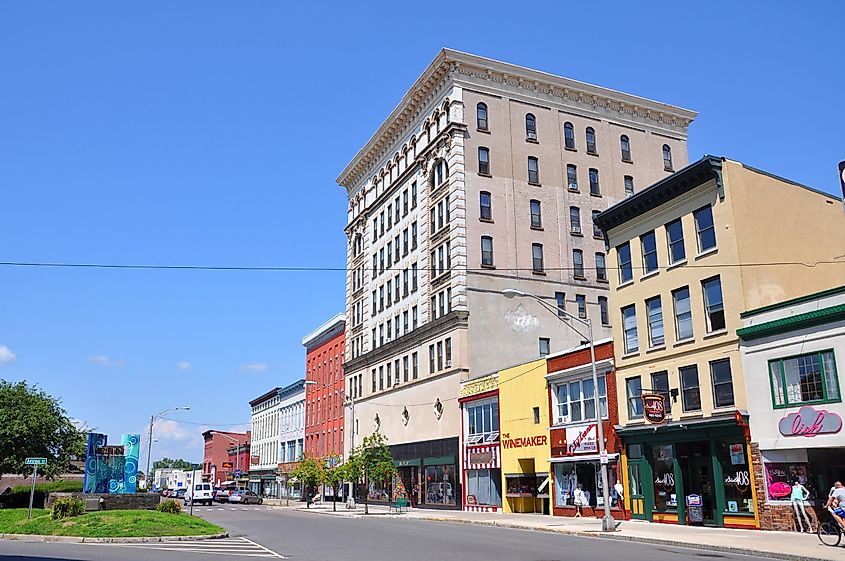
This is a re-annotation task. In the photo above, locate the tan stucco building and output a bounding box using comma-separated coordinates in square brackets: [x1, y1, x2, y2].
[337, 48, 695, 507]
[594, 156, 845, 528]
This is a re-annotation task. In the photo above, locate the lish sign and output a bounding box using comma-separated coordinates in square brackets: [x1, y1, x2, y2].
[778, 405, 843, 437]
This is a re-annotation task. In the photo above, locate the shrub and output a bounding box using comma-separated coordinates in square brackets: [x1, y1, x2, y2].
[2, 480, 84, 509]
[157, 499, 181, 514]
[51, 497, 85, 520]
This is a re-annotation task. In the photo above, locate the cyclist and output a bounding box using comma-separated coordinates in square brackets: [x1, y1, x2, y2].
[826, 481, 845, 531]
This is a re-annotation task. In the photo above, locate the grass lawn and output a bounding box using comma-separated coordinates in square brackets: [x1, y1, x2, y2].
[0, 509, 224, 537]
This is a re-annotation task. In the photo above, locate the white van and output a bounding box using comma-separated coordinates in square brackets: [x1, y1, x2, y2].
[186, 482, 214, 506]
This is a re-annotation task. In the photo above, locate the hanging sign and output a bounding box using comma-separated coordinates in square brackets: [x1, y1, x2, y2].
[778, 406, 843, 438]
[642, 394, 667, 424]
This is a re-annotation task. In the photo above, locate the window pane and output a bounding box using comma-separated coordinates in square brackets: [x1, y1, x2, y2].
[641, 231, 658, 273]
[623, 305, 638, 353]
[666, 219, 685, 263]
[674, 287, 693, 340]
[583, 378, 596, 419]
[557, 383, 569, 419]
[823, 351, 840, 401]
[770, 361, 785, 406]
[651, 371, 672, 413]
[570, 381, 582, 421]
[702, 277, 725, 332]
[694, 205, 716, 252]
[618, 242, 632, 283]
[681, 366, 701, 411]
[647, 297, 664, 347]
[627, 377, 643, 418]
[711, 359, 734, 407]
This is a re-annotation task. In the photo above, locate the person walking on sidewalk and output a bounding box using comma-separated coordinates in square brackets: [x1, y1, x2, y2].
[790, 480, 812, 532]
[573, 484, 587, 518]
[615, 480, 627, 520]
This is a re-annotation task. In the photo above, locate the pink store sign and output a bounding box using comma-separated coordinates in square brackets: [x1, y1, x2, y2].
[778, 405, 843, 437]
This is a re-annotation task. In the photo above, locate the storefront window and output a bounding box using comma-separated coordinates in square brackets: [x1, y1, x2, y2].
[368, 479, 391, 502]
[506, 475, 537, 497]
[764, 462, 817, 502]
[718, 442, 754, 514]
[554, 464, 576, 506]
[553, 462, 617, 508]
[424, 465, 456, 505]
[466, 468, 502, 507]
[652, 444, 676, 511]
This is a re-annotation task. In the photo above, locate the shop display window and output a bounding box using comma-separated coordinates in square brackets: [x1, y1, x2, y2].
[717, 442, 755, 514]
[764, 462, 817, 502]
[553, 463, 618, 507]
[368, 479, 391, 502]
[506, 475, 537, 497]
[652, 444, 677, 511]
[424, 465, 456, 505]
[467, 468, 502, 506]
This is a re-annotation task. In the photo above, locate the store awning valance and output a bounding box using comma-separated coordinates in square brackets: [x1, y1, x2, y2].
[548, 453, 619, 464]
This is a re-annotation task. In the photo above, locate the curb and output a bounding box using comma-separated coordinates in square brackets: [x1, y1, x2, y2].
[0, 532, 229, 543]
[291, 508, 837, 561]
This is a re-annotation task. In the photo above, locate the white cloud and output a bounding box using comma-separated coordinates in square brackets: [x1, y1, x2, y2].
[0, 345, 16, 367]
[240, 362, 267, 372]
[178, 361, 192, 371]
[87, 355, 126, 367]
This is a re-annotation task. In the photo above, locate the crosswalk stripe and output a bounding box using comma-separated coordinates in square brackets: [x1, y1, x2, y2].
[89, 536, 286, 558]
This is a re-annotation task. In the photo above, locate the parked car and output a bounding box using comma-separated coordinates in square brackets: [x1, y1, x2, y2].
[174, 489, 187, 499]
[216, 486, 243, 503]
[186, 482, 214, 506]
[228, 490, 262, 505]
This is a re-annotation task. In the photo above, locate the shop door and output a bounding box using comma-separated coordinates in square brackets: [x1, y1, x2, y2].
[627, 462, 647, 520]
[688, 456, 717, 525]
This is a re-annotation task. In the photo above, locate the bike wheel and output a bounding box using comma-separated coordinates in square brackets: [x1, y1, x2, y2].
[817, 522, 842, 547]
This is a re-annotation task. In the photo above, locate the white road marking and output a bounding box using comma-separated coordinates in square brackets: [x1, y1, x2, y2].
[90, 536, 286, 558]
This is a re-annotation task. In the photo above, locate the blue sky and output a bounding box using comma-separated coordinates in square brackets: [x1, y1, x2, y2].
[1, 1, 842, 464]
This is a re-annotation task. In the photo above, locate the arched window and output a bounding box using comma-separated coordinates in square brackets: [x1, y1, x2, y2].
[663, 144, 673, 171]
[477, 103, 488, 131]
[432, 159, 449, 189]
[620, 135, 631, 161]
[564, 122, 575, 150]
[586, 127, 597, 154]
[525, 113, 537, 140]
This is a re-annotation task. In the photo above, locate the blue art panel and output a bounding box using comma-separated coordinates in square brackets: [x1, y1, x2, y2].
[83, 432, 107, 494]
[122, 434, 140, 493]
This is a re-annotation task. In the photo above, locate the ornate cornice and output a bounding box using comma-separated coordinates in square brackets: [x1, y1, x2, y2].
[337, 48, 697, 195]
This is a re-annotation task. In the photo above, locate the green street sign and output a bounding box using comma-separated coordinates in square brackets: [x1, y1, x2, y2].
[25, 458, 47, 465]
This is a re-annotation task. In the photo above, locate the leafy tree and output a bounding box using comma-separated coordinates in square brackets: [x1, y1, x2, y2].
[322, 454, 344, 512]
[152, 458, 196, 471]
[0, 380, 85, 480]
[289, 454, 323, 508]
[348, 432, 396, 514]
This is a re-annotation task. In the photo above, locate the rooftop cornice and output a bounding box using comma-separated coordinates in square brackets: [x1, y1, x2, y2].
[336, 48, 698, 192]
[302, 312, 346, 348]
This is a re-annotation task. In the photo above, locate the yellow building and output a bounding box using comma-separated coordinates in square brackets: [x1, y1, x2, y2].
[497, 359, 551, 514]
[595, 156, 845, 528]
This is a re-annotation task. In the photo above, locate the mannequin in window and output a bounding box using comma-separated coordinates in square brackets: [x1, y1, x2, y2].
[573, 484, 586, 517]
[790, 480, 811, 532]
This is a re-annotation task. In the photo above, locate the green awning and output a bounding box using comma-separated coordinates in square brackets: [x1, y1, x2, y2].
[423, 455, 455, 466]
[737, 304, 845, 340]
[395, 459, 421, 467]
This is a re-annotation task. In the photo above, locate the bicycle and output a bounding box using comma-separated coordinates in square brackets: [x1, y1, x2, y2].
[817, 512, 843, 547]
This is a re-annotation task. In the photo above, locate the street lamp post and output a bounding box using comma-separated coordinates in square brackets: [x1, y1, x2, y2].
[145, 406, 190, 490]
[304, 379, 357, 508]
[216, 432, 244, 486]
[502, 288, 615, 532]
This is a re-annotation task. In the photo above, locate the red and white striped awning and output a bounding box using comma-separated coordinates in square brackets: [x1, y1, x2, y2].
[464, 443, 501, 470]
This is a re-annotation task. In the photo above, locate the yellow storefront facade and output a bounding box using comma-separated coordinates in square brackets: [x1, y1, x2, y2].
[498, 359, 552, 515]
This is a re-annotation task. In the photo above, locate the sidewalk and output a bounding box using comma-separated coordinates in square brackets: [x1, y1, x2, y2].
[283, 503, 845, 561]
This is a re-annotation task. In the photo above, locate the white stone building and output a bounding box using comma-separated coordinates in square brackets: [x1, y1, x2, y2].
[337, 49, 695, 507]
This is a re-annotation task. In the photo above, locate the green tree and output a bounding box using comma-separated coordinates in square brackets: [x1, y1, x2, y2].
[349, 432, 396, 514]
[0, 380, 85, 480]
[289, 454, 323, 508]
[152, 458, 196, 471]
[322, 454, 344, 512]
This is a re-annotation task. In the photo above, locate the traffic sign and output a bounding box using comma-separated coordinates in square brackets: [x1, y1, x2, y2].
[25, 458, 47, 465]
[234, 469, 242, 477]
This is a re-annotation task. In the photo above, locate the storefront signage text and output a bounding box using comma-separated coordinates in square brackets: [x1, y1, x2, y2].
[565, 424, 597, 455]
[778, 406, 843, 438]
[642, 394, 667, 424]
[724, 471, 750, 487]
[468, 449, 494, 464]
[501, 433, 547, 449]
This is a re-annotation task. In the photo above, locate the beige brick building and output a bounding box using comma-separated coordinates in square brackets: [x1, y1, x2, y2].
[594, 156, 845, 528]
[337, 49, 695, 507]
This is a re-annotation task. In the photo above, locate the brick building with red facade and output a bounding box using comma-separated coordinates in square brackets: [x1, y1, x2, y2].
[302, 313, 346, 460]
[202, 429, 250, 486]
[545, 339, 626, 519]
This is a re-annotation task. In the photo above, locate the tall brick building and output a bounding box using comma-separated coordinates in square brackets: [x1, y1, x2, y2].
[302, 313, 346, 459]
[202, 429, 249, 485]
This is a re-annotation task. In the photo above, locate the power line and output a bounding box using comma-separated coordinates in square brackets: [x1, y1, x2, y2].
[0, 260, 841, 273]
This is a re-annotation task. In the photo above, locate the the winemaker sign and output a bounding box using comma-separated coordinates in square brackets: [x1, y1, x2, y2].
[501, 433, 547, 449]
[778, 405, 843, 438]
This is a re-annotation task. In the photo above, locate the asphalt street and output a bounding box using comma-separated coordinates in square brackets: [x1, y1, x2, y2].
[0, 505, 783, 561]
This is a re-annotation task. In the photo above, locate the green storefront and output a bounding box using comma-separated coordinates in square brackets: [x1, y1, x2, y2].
[621, 415, 759, 529]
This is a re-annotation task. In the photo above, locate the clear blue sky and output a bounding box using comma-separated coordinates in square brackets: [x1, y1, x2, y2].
[1, 1, 842, 464]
